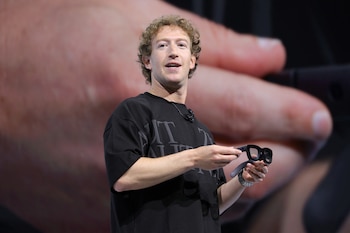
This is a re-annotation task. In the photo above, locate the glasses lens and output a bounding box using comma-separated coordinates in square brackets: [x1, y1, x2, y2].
[248, 147, 259, 160]
[263, 149, 272, 164]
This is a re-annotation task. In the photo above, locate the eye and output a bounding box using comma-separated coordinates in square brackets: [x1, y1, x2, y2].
[178, 42, 187, 48]
[157, 42, 168, 48]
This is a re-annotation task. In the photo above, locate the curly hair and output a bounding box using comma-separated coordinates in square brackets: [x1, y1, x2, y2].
[137, 15, 201, 83]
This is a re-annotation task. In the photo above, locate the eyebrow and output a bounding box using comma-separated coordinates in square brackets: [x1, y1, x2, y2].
[155, 38, 190, 44]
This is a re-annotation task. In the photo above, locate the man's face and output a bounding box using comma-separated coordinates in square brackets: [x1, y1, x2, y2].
[144, 26, 196, 90]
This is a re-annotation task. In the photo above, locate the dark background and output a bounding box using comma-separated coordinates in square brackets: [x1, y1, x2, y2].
[1, 0, 349, 232]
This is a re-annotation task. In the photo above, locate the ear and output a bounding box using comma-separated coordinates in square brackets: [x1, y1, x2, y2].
[142, 56, 151, 70]
[190, 55, 196, 69]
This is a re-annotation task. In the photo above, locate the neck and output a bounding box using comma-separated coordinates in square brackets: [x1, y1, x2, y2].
[148, 86, 187, 104]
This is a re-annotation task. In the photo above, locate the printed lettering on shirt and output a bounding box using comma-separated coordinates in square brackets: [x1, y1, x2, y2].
[197, 127, 214, 145]
[138, 119, 219, 179]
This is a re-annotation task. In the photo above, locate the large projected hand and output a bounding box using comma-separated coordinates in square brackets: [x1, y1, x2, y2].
[0, 0, 332, 232]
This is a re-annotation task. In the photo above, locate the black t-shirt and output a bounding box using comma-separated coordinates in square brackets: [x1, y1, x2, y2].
[104, 92, 226, 233]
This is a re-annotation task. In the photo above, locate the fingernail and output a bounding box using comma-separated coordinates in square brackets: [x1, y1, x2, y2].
[312, 110, 332, 139]
[257, 38, 281, 50]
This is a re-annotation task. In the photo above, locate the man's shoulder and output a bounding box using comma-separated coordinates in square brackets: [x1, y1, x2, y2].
[120, 93, 152, 108]
[121, 92, 167, 107]
[113, 93, 156, 116]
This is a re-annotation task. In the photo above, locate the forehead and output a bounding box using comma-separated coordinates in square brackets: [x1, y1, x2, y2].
[154, 25, 190, 42]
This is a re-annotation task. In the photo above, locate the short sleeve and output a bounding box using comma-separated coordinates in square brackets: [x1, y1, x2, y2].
[103, 110, 144, 190]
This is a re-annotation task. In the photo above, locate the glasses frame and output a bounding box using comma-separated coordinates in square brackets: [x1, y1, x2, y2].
[238, 144, 273, 164]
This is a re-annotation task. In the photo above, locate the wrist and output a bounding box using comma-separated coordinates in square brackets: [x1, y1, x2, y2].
[238, 169, 254, 187]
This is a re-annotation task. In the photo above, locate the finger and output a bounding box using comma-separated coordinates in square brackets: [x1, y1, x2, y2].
[201, 28, 286, 77]
[183, 16, 286, 77]
[224, 141, 311, 199]
[217, 146, 242, 155]
[252, 161, 269, 170]
[248, 164, 267, 175]
[249, 162, 268, 173]
[152, 1, 286, 77]
[188, 67, 333, 146]
[246, 163, 264, 173]
[245, 166, 265, 181]
[217, 155, 239, 164]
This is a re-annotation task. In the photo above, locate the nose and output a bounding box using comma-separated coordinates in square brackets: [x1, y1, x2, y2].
[168, 43, 178, 58]
[169, 53, 178, 59]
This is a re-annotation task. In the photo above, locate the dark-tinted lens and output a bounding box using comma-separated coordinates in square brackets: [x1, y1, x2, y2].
[262, 148, 273, 164]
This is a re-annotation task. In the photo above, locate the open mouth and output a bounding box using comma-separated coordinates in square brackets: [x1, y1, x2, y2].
[165, 62, 181, 68]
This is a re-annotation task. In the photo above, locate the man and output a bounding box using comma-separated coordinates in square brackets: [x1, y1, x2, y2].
[104, 15, 269, 233]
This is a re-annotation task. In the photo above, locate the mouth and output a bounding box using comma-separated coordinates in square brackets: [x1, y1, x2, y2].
[165, 62, 181, 68]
